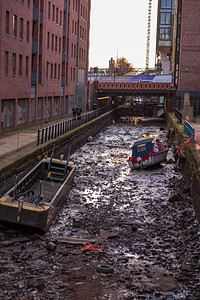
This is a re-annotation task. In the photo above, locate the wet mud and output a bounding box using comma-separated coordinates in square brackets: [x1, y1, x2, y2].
[0, 124, 200, 300]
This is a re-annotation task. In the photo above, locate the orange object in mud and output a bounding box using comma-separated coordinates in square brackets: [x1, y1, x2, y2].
[178, 137, 193, 156]
[80, 245, 104, 252]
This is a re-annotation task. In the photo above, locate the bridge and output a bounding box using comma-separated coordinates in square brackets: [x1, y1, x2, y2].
[92, 75, 176, 112]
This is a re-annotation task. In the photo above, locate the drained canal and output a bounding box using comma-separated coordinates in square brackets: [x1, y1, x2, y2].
[0, 123, 200, 299]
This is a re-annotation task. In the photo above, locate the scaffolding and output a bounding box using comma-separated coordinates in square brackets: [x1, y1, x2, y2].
[146, 0, 152, 71]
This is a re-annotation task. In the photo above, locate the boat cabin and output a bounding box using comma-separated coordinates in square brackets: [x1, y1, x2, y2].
[131, 138, 154, 159]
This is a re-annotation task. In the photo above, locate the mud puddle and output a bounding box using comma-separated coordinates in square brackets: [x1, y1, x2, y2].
[0, 124, 200, 300]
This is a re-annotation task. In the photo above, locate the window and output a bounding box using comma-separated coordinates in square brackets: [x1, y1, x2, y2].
[59, 38, 61, 53]
[19, 55, 23, 76]
[13, 15, 17, 37]
[47, 32, 50, 49]
[160, 12, 171, 25]
[26, 21, 29, 42]
[137, 144, 146, 153]
[161, 0, 172, 9]
[176, 36, 180, 51]
[52, 5, 55, 21]
[56, 7, 58, 24]
[6, 11, 9, 34]
[160, 28, 170, 40]
[51, 63, 53, 79]
[20, 18, 23, 40]
[48, 1, 51, 19]
[5, 51, 8, 75]
[60, 11, 62, 26]
[58, 64, 60, 79]
[74, 45, 76, 58]
[72, 20, 74, 34]
[52, 34, 54, 50]
[54, 63, 57, 79]
[26, 56, 29, 77]
[12, 53, 16, 75]
[27, 0, 30, 7]
[71, 44, 73, 57]
[55, 36, 58, 52]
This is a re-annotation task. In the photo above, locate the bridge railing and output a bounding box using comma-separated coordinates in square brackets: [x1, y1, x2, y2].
[37, 105, 111, 146]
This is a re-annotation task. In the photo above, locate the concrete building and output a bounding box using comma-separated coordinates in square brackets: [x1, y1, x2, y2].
[156, 0, 175, 75]
[0, 0, 90, 133]
[172, 0, 200, 117]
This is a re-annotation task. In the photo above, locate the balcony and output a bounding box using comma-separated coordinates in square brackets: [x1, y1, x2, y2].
[32, 38, 38, 54]
[33, 5, 38, 21]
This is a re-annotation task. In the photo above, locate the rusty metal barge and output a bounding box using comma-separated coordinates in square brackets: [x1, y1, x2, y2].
[0, 147, 76, 232]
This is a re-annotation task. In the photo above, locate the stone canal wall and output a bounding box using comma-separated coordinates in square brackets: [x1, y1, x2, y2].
[167, 113, 200, 222]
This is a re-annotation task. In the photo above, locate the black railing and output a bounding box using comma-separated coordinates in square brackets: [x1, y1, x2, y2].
[37, 105, 111, 145]
[175, 107, 182, 123]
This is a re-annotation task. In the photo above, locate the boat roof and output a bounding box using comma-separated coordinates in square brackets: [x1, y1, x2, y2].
[133, 138, 153, 147]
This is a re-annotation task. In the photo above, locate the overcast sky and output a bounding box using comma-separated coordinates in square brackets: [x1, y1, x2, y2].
[89, 0, 158, 69]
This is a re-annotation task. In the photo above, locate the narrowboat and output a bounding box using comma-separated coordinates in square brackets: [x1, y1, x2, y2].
[0, 147, 76, 231]
[128, 138, 168, 170]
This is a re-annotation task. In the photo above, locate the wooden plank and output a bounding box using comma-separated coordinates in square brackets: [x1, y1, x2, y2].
[0, 237, 30, 247]
[52, 237, 96, 245]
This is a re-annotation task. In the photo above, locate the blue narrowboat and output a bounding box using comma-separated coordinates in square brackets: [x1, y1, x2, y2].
[128, 138, 168, 170]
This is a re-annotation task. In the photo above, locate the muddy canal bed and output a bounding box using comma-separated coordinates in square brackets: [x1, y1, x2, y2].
[0, 124, 200, 300]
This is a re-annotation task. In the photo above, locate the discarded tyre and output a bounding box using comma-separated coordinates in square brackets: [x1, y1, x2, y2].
[96, 265, 114, 274]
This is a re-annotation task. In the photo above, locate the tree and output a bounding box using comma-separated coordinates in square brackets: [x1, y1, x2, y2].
[116, 57, 133, 76]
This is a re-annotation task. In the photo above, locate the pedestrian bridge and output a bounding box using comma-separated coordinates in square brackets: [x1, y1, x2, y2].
[93, 75, 175, 97]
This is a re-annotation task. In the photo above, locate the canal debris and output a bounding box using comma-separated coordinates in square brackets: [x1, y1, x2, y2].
[46, 241, 57, 252]
[100, 229, 119, 240]
[96, 264, 114, 274]
[52, 237, 96, 245]
[77, 245, 104, 252]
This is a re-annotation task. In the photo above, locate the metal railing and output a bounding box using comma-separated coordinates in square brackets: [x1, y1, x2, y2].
[184, 121, 195, 143]
[37, 105, 111, 145]
[175, 107, 182, 123]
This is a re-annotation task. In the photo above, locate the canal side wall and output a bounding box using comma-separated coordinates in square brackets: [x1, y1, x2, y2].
[0, 111, 113, 181]
[167, 113, 200, 222]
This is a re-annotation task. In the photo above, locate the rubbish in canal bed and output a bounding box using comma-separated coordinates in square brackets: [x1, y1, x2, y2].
[76, 245, 104, 252]
[46, 241, 57, 251]
[100, 229, 119, 240]
[96, 264, 114, 274]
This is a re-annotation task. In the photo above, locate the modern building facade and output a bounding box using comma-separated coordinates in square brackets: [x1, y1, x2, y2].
[172, 0, 200, 116]
[0, 0, 91, 133]
[156, 0, 175, 74]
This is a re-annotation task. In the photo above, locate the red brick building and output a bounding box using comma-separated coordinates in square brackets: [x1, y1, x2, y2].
[172, 0, 200, 115]
[0, 0, 91, 132]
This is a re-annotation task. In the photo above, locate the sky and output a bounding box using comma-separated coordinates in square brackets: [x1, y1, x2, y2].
[89, 0, 158, 69]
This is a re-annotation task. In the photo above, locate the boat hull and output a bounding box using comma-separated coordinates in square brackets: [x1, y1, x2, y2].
[0, 158, 76, 232]
[128, 150, 168, 170]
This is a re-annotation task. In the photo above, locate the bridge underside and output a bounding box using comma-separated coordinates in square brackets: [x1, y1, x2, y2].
[97, 89, 174, 98]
